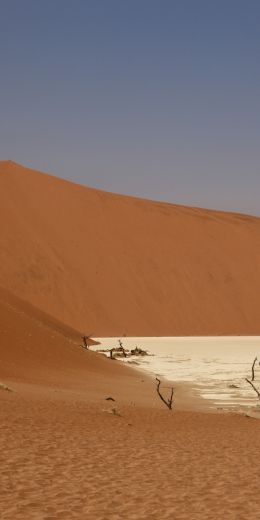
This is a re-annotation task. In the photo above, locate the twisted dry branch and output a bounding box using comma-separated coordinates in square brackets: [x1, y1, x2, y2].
[245, 378, 260, 399]
[156, 378, 174, 410]
[251, 356, 258, 381]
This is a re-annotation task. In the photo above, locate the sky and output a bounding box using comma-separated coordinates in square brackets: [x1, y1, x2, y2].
[0, 0, 259, 215]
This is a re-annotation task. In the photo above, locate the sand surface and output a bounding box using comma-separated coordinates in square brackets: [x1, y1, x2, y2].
[1, 160, 260, 336]
[3, 389, 260, 520]
[1, 160, 260, 518]
[1, 287, 260, 519]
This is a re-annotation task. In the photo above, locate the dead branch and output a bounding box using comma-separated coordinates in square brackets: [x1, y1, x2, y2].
[131, 346, 148, 356]
[82, 334, 93, 349]
[251, 357, 258, 381]
[156, 378, 174, 410]
[245, 378, 260, 399]
[118, 340, 127, 357]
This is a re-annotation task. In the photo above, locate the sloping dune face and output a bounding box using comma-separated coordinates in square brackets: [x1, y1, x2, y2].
[0, 286, 136, 391]
[0, 160, 260, 336]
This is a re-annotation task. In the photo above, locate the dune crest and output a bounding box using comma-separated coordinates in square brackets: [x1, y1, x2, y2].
[0, 160, 260, 336]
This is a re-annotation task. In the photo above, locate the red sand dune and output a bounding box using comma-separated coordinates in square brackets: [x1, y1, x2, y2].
[1, 163, 260, 519]
[1, 160, 260, 336]
[1, 277, 260, 520]
[0, 286, 149, 400]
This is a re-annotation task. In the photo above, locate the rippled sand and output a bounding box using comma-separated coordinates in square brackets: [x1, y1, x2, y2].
[2, 384, 260, 520]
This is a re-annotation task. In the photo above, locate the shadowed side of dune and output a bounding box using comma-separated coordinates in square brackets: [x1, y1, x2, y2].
[0, 287, 128, 385]
[0, 285, 159, 410]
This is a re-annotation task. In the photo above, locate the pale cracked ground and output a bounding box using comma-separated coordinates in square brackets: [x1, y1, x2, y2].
[1, 389, 260, 520]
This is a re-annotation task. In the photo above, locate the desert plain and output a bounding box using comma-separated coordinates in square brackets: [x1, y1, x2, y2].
[1, 161, 260, 519]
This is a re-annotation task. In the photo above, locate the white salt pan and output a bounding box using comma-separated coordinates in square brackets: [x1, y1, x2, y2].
[93, 336, 260, 409]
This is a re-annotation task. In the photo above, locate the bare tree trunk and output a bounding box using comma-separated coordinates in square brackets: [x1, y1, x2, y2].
[82, 335, 92, 349]
[82, 336, 88, 349]
[245, 378, 260, 399]
[118, 340, 127, 357]
[251, 357, 258, 381]
[155, 378, 174, 410]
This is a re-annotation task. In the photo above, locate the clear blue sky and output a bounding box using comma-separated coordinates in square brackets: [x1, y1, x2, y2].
[1, 0, 259, 215]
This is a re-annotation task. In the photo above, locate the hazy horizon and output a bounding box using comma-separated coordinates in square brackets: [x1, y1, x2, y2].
[1, 1, 259, 216]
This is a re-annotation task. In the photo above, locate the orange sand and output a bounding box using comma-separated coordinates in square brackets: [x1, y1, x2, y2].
[1, 282, 260, 519]
[1, 160, 260, 518]
[1, 160, 260, 336]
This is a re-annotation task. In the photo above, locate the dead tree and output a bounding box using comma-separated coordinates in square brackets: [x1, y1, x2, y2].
[82, 335, 93, 350]
[155, 378, 174, 410]
[251, 356, 258, 381]
[245, 356, 260, 399]
[110, 348, 115, 360]
[118, 340, 127, 358]
[245, 378, 260, 399]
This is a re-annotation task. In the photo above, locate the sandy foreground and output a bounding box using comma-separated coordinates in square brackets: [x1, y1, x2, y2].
[2, 385, 260, 520]
[1, 290, 260, 519]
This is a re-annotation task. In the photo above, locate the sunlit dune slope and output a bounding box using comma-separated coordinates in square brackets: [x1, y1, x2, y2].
[1, 160, 260, 336]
